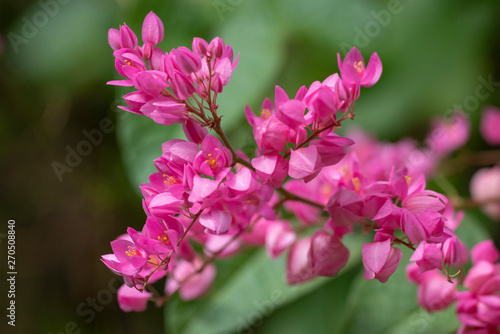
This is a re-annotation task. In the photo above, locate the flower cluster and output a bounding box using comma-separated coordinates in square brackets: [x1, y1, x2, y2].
[279, 123, 470, 285]
[407, 240, 500, 333]
[470, 106, 500, 221]
[108, 11, 238, 132]
[456, 240, 500, 333]
[102, 12, 385, 311]
[103, 11, 499, 333]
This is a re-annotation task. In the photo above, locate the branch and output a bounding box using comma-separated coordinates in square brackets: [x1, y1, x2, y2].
[276, 188, 324, 209]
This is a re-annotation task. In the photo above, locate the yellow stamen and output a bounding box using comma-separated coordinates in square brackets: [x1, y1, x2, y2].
[157, 230, 169, 243]
[340, 165, 351, 181]
[322, 183, 332, 199]
[261, 108, 271, 120]
[124, 59, 134, 66]
[207, 153, 218, 170]
[163, 174, 180, 186]
[352, 177, 361, 193]
[405, 176, 412, 186]
[125, 246, 138, 257]
[353, 61, 364, 74]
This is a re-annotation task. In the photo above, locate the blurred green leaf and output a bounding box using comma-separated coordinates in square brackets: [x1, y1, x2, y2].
[165, 233, 367, 334]
[7, 0, 115, 89]
[338, 247, 458, 334]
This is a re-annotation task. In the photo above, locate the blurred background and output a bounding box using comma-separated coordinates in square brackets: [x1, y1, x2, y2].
[1, 0, 500, 333]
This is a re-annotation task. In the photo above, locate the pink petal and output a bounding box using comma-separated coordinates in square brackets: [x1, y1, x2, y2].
[480, 106, 500, 146]
[360, 52, 382, 87]
[286, 237, 315, 285]
[309, 229, 349, 277]
[288, 146, 322, 180]
[117, 284, 152, 312]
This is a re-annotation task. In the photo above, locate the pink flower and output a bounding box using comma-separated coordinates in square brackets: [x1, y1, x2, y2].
[413, 269, 457, 312]
[410, 241, 443, 272]
[304, 85, 339, 123]
[171, 71, 196, 100]
[173, 46, 202, 75]
[130, 216, 184, 255]
[426, 112, 470, 155]
[117, 284, 152, 312]
[470, 166, 500, 221]
[193, 135, 233, 180]
[160, 139, 198, 166]
[402, 190, 448, 215]
[288, 146, 323, 182]
[101, 238, 148, 278]
[308, 229, 349, 277]
[286, 237, 315, 285]
[204, 234, 240, 258]
[199, 207, 232, 235]
[441, 229, 468, 266]
[265, 221, 296, 259]
[207, 37, 224, 58]
[251, 152, 289, 188]
[183, 119, 209, 144]
[400, 209, 444, 244]
[472, 240, 500, 265]
[140, 96, 187, 126]
[132, 70, 168, 97]
[253, 114, 290, 154]
[225, 166, 260, 195]
[121, 91, 149, 115]
[108, 24, 138, 51]
[337, 47, 383, 93]
[109, 49, 146, 85]
[187, 175, 221, 204]
[325, 189, 363, 227]
[480, 106, 500, 146]
[457, 241, 500, 331]
[192, 37, 208, 57]
[457, 261, 500, 333]
[362, 239, 402, 283]
[148, 192, 184, 219]
[141, 11, 164, 58]
[166, 258, 216, 301]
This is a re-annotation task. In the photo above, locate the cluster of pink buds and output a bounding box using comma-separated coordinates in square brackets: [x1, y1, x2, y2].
[102, 11, 499, 333]
[456, 240, 500, 333]
[108, 11, 238, 131]
[407, 240, 500, 333]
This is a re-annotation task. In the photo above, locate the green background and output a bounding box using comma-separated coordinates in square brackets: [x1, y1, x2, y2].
[1, 0, 500, 333]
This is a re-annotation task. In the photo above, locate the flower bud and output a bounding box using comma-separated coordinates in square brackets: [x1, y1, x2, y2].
[192, 37, 208, 57]
[207, 37, 224, 58]
[117, 284, 152, 312]
[142, 11, 164, 46]
[175, 46, 202, 75]
[480, 106, 500, 146]
[470, 166, 500, 221]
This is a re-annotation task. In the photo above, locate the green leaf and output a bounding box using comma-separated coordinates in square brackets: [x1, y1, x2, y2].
[165, 233, 367, 334]
[338, 247, 460, 334]
[116, 112, 179, 190]
[8, 0, 115, 89]
[252, 264, 362, 334]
